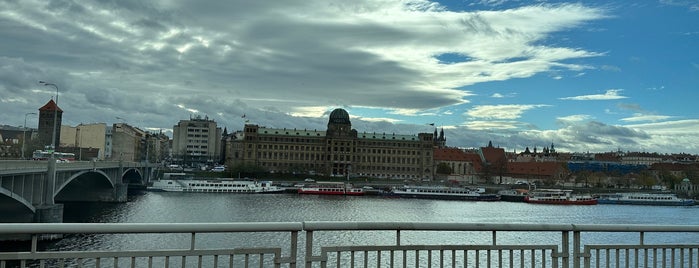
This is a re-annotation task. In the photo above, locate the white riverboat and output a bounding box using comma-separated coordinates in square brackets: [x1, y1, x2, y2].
[388, 186, 500, 201]
[596, 192, 695, 206]
[525, 189, 598, 205]
[148, 174, 284, 193]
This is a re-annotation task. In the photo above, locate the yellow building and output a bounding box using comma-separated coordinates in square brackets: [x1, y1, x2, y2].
[60, 123, 107, 160]
[226, 108, 436, 180]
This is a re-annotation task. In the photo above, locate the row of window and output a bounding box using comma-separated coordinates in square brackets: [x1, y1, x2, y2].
[251, 136, 426, 149]
[186, 150, 210, 155]
[187, 134, 209, 138]
[250, 144, 427, 156]
[250, 151, 424, 165]
[255, 161, 422, 177]
[187, 128, 210, 133]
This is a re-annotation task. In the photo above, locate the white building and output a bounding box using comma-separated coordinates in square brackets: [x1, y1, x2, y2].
[172, 115, 222, 166]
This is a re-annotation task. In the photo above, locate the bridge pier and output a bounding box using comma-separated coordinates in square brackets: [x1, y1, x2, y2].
[114, 183, 128, 202]
[34, 204, 64, 223]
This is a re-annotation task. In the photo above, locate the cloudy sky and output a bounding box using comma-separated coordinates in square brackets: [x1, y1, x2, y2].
[1, 0, 698, 154]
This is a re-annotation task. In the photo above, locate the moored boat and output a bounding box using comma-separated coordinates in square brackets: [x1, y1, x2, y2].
[525, 189, 597, 205]
[498, 188, 529, 202]
[298, 182, 365, 196]
[596, 192, 695, 206]
[148, 175, 284, 193]
[389, 186, 500, 201]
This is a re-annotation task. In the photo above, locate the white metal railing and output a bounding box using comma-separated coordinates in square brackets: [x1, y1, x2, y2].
[1, 222, 699, 268]
[0, 222, 302, 268]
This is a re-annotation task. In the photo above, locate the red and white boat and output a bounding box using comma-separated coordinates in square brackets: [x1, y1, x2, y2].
[524, 189, 597, 205]
[298, 182, 364, 196]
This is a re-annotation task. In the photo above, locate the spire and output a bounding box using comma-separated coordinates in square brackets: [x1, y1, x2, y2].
[439, 128, 445, 141]
[433, 128, 438, 141]
[488, 140, 493, 148]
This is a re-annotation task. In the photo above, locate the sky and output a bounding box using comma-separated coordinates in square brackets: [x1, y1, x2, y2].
[1, 0, 698, 154]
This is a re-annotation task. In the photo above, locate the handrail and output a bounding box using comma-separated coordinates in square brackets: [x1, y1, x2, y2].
[3, 222, 699, 268]
[303, 221, 699, 232]
[0, 222, 303, 234]
[3, 222, 699, 234]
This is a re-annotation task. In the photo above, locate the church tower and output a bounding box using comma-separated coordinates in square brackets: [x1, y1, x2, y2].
[38, 99, 63, 150]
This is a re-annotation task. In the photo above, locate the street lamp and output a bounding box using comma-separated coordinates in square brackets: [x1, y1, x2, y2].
[38, 81, 59, 206]
[115, 117, 127, 161]
[39, 81, 59, 156]
[22, 112, 37, 159]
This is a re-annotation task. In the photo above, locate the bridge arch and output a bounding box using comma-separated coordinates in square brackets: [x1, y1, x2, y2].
[54, 170, 116, 202]
[0, 187, 35, 213]
[122, 168, 143, 184]
[0, 187, 36, 223]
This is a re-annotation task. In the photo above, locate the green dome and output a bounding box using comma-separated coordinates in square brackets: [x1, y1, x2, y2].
[329, 108, 351, 124]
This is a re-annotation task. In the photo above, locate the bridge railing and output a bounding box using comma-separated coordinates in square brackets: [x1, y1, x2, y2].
[1, 222, 699, 268]
[0, 160, 47, 171]
[0, 160, 141, 172]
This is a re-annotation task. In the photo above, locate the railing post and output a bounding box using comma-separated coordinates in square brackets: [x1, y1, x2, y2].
[305, 230, 313, 268]
[561, 231, 570, 268]
[289, 230, 298, 268]
[573, 230, 581, 268]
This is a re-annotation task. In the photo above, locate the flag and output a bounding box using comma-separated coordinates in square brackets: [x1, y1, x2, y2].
[427, 123, 435, 126]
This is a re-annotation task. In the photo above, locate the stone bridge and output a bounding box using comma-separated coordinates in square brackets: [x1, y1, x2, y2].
[0, 160, 153, 223]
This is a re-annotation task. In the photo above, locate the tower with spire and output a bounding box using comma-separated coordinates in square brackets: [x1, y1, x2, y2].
[433, 128, 446, 147]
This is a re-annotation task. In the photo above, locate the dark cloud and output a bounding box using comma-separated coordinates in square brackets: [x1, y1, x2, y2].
[2, 0, 695, 154]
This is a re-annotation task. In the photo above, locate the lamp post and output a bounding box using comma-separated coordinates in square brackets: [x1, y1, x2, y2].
[39, 81, 59, 155]
[22, 112, 37, 159]
[115, 117, 126, 161]
[38, 81, 59, 206]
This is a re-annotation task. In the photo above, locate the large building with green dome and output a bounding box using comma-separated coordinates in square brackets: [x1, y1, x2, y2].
[226, 108, 437, 180]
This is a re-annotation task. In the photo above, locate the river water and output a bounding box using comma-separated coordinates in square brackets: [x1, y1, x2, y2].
[30, 192, 699, 266]
[62, 191, 699, 225]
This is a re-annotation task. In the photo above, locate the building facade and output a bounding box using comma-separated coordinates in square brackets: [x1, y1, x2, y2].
[111, 123, 145, 162]
[226, 108, 435, 180]
[172, 115, 222, 166]
[60, 123, 107, 160]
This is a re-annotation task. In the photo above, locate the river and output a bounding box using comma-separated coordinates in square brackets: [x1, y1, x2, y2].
[62, 190, 699, 224]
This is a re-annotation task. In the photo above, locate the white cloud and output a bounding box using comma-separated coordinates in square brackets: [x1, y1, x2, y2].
[466, 104, 549, 120]
[557, 114, 593, 122]
[620, 114, 673, 122]
[358, 117, 403, 123]
[287, 106, 330, 117]
[464, 120, 521, 130]
[559, 89, 628, 100]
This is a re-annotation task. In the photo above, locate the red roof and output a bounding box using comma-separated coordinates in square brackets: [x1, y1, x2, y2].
[39, 99, 62, 112]
[481, 146, 505, 164]
[434, 148, 470, 161]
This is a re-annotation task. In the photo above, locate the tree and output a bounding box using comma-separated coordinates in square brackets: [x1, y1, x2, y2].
[436, 163, 453, 175]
